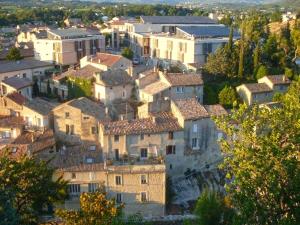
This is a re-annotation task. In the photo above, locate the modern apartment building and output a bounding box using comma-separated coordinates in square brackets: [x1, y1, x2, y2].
[34, 28, 105, 66]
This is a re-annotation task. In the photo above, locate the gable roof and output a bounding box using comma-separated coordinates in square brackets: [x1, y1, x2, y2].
[102, 112, 182, 135]
[6, 92, 26, 105]
[243, 83, 273, 93]
[91, 53, 129, 67]
[204, 104, 228, 117]
[141, 16, 216, 25]
[173, 98, 209, 120]
[141, 80, 170, 95]
[2, 77, 32, 90]
[164, 73, 203, 86]
[54, 97, 106, 121]
[95, 69, 133, 86]
[54, 65, 101, 81]
[24, 98, 57, 116]
[0, 58, 52, 73]
[265, 75, 291, 85]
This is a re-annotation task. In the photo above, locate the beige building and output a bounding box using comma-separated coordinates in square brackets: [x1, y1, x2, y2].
[1, 77, 32, 99]
[56, 162, 166, 217]
[0, 116, 24, 149]
[94, 69, 134, 104]
[52, 97, 107, 145]
[99, 112, 185, 175]
[137, 69, 203, 103]
[237, 75, 291, 105]
[34, 28, 105, 66]
[80, 53, 133, 74]
[170, 98, 227, 172]
[0, 59, 54, 82]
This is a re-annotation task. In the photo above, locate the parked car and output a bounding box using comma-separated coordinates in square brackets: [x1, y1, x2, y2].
[132, 58, 139, 65]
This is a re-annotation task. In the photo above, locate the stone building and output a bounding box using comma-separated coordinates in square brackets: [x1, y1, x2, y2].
[94, 69, 134, 104]
[137, 69, 203, 103]
[52, 97, 107, 145]
[1, 76, 33, 99]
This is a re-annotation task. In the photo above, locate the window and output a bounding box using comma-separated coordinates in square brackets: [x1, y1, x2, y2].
[217, 132, 224, 141]
[193, 124, 198, 133]
[115, 149, 119, 161]
[88, 183, 99, 192]
[141, 192, 147, 202]
[140, 134, 144, 140]
[170, 164, 173, 170]
[66, 125, 69, 134]
[114, 135, 119, 142]
[86, 157, 94, 164]
[176, 86, 184, 93]
[70, 125, 74, 135]
[68, 184, 80, 195]
[168, 132, 173, 140]
[22, 73, 26, 78]
[166, 145, 176, 155]
[140, 148, 148, 159]
[71, 173, 76, 179]
[115, 176, 122, 185]
[65, 112, 70, 118]
[83, 116, 89, 120]
[91, 126, 97, 134]
[116, 193, 122, 203]
[192, 138, 198, 149]
[89, 145, 96, 151]
[141, 175, 147, 184]
[1, 131, 11, 139]
[11, 147, 17, 153]
[122, 90, 126, 98]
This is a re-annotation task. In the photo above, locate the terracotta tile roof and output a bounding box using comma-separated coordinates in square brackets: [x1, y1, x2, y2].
[95, 69, 133, 86]
[6, 92, 26, 105]
[164, 73, 203, 86]
[91, 53, 126, 67]
[54, 65, 101, 81]
[266, 75, 291, 85]
[110, 21, 125, 26]
[54, 97, 107, 121]
[0, 116, 25, 128]
[141, 80, 170, 95]
[173, 98, 209, 120]
[103, 112, 182, 135]
[244, 83, 273, 93]
[24, 97, 57, 115]
[2, 77, 32, 89]
[204, 104, 228, 117]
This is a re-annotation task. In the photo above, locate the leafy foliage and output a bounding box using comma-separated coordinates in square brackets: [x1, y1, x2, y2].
[67, 77, 93, 99]
[256, 65, 268, 80]
[218, 86, 238, 109]
[122, 47, 134, 60]
[0, 152, 67, 225]
[214, 80, 300, 225]
[56, 190, 123, 225]
[5, 47, 23, 61]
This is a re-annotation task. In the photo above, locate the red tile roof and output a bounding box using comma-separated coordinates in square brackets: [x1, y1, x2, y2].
[54, 65, 101, 81]
[266, 75, 291, 85]
[164, 73, 203, 86]
[0, 116, 25, 128]
[91, 53, 125, 67]
[244, 83, 273, 93]
[174, 98, 209, 120]
[6, 92, 26, 105]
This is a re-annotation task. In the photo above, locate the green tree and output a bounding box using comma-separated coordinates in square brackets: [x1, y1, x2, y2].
[285, 67, 294, 79]
[204, 85, 218, 105]
[32, 80, 39, 97]
[256, 65, 269, 80]
[56, 190, 123, 225]
[121, 47, 134, 60]
[5, 47, 23, 61]
[0, 152, 67, 225]
[0, 191, 19, 225]
[214, 80, 300, 225]
[47, 79, 52, 96]
[218, 86, 238, 109]
[238, 24, 246, 78]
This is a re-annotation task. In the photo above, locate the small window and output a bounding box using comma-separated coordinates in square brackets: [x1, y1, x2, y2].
[115, 176, 122, 185]
[86, 157, 94, 164]
[11, 147, 17, 153]
[141, 175, 147, 184]
[193, 124, 198, 133]
[140, 148, 148, 159]
[66, 125, 70, 134]
[68, 184, 80, 195]
[169, 164, 173, 170]
[192, 138, 198, 149]
[83, 116, 89, 120]
[89, 145, 96, 151]
[116, 193, 122, 203]
[22, 73, 26, 78]
[70, 125, 74, 135]
[71, 173, 76, 179]
[141, 192, 147, 202]
[166, 145, 176, 155]
[217, 132, 224, 141]
[91, 126, 97, 134]
[114, 135, 119, 142]
[168, 132, 173, 140]
[65, 112, 70, 118]
[88, 183, 99, 192]
[140, 134, 144, 140]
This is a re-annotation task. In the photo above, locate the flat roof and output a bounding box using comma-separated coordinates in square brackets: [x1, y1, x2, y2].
[2, 77, 32, 89]
[141, 16, 216, 25]
[48, 28, 100, 39]
[0, 59, 53, 73]
[177, 26, 240, 38]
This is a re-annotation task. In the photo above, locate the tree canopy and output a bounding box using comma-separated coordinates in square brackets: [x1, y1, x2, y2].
[5, 47, 23, 61]
[214, 80, 300, 225]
